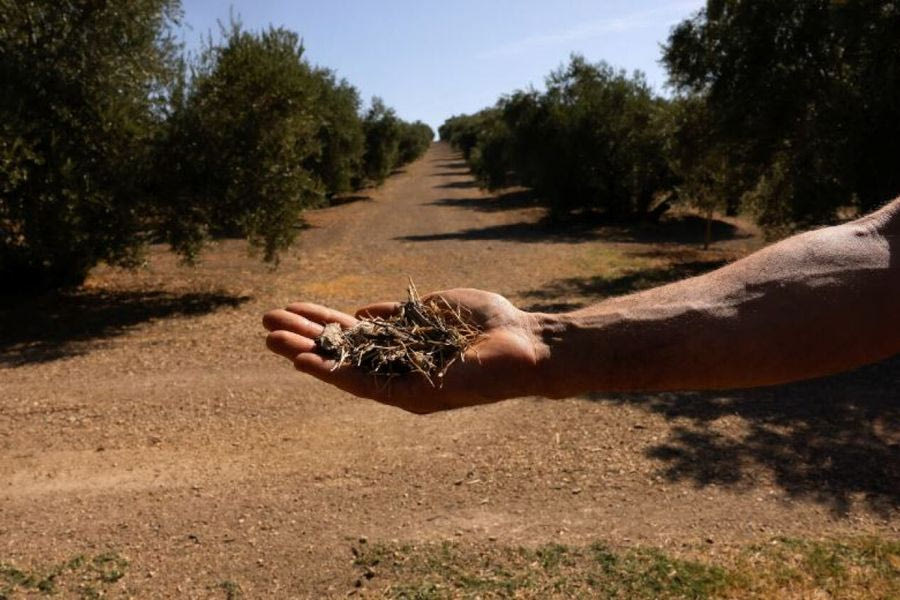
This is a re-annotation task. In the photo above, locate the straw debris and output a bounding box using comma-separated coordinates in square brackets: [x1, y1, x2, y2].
[313, 281, 482, 386]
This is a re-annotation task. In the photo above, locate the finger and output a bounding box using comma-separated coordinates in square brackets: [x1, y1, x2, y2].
[285, 302, 357, 328]
[266, 330, 315, 359]
[263, 308, 326, 338]
[354, 301, 400, 319]
[293, 352, 374, 397]
[293, 353, 448, 415]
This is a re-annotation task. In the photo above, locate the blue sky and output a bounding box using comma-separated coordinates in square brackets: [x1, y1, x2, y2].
[177, 1, 704, 132]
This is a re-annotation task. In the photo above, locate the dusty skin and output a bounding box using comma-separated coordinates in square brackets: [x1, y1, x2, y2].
[1, 144, 897, 597]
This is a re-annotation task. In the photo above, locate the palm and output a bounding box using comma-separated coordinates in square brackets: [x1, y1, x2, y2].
[262, 289, 541, 413]
[433, 290, 538, 391]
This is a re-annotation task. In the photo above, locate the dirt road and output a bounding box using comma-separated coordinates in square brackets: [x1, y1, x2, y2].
[1, 143, 897, 597]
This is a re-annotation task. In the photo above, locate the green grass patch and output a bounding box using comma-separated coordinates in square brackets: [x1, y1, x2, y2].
[0, 552, 128, 599]
[350, 537, 900, 599]
[219, 579, 244, 599]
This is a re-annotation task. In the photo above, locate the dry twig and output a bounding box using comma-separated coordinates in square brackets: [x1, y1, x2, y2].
[313, 281, 482, 386]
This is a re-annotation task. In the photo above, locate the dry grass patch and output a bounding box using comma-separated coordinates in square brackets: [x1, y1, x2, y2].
[349, 537, 900, 599]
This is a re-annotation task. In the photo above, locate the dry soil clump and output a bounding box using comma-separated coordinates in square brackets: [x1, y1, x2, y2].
[314, 282, 481, 385]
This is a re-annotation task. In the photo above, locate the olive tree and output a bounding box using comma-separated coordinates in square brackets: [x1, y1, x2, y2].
[664, 0, 900, 231]
[0, 0, 181, 290]
[159, 23, 323, 263]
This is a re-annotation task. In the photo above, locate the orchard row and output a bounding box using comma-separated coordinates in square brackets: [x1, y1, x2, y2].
[1, 2, 433, 290]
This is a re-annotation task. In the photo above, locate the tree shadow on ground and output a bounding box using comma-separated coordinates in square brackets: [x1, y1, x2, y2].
[396, 214, 604, 244]
[589, 354, 900, 516]
[434, 180, 480, 190]
[0, 289, 250, 366]
[398, 210, 748, 246]
[604, 214, 750, 245]
[428, 189, 541, 212]
[328, 194, 371, 206]
[436, 161, 468, 170]
[520, 260, 728, 312]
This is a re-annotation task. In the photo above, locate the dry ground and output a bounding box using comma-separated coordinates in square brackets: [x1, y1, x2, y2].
[1, 143, 897, 598]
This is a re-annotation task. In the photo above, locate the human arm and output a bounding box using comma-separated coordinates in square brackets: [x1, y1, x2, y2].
[534, 198, 900, 397]
[263, 198, 900, 412]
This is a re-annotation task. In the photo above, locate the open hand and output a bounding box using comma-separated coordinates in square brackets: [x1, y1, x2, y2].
[262, 289, 545, 413]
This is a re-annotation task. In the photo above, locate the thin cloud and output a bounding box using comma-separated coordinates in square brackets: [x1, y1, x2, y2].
[478, 1, 704, 59]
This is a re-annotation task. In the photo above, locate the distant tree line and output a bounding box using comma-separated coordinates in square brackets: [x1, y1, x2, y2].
[441, 0, 900, 238]
[0, 1, 433, 291]
[440, 57, 673, 222]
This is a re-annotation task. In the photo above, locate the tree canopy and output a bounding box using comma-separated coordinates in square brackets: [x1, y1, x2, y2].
[0, 0, 181, 290]
[1, 3, 432, 291]
[441, 56, 673, 219]
[663, 0, 900, 230]
[159, 24, 325, 263]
